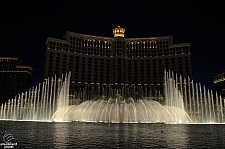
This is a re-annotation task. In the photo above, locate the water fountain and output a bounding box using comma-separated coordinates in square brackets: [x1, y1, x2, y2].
[0, 70, 224, 124]
[0, 73, 70, 121]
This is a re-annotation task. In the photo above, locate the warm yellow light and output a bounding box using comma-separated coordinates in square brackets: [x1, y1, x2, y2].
[113, 26, 125, 37]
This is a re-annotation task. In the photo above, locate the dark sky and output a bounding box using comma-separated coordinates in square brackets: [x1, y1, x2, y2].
[1, 1, 225, 91]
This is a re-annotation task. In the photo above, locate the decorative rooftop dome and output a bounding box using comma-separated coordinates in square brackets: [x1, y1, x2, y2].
[113, 26, 125, 37]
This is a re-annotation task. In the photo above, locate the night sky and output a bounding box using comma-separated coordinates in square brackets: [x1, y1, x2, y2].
[1, 1, 225, 91]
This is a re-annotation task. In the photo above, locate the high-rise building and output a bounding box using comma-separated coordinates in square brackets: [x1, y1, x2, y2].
[0, 57, 32, 103]
[44, 26, 192, 94]
[213, 70, 225, 98]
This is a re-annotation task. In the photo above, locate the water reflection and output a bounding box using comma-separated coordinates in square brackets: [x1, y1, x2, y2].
[187, 124, 225, 148]
[164, 125, 189, 148]
[53, 123, 70, 148]
[0, 121, 224, 148]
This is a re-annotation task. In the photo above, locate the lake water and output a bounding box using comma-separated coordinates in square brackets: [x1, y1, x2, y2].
[0, 121, 225, 148]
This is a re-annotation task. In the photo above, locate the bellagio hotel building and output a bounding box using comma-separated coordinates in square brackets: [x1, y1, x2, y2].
[44, 26, 192, 93]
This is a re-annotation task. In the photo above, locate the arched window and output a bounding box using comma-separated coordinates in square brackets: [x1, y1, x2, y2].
[93, 40, 95, 47]
[150, 40, 157, 48]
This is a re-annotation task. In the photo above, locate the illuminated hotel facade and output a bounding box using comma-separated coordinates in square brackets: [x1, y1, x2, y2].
[44, 26, 192, 93]
[0, 57, 32, 103]
[213, 70, 225, 98]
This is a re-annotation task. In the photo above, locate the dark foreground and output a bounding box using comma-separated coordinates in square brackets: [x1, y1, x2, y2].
[0, 121, 225, 148]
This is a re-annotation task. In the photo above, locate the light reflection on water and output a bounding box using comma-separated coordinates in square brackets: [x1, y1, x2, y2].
[0, 121, 225, 148]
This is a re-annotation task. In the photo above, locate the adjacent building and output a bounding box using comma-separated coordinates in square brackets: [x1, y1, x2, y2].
[0, 57, 32, 103]
[213, 70, 225, 99]
[44, 26, 192, 94]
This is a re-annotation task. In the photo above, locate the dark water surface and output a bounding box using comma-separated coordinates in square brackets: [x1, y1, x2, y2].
[0, 121, 225, 148]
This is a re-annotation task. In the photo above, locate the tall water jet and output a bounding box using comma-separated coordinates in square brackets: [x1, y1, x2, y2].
[52, 70, 192, 123]
[0, 70, 224, 124]
[0, 72, 71, 121]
